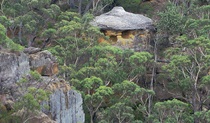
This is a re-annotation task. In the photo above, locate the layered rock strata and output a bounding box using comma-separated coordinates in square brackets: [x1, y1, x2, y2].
[91, 6, 155, 52]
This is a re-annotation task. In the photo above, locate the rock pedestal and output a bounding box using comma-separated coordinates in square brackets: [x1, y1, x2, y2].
[91, 6, 156, 52]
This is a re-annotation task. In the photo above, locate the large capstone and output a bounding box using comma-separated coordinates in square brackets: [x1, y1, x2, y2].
[91, 6, 153, 30]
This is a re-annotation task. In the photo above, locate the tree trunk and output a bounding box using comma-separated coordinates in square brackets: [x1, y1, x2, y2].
[78, 0, 82, 14]
[192, 82, 199, 123]
[18, 22, 23, 45]
[84, 0, 94, 13]
[69, 0, 75, 8]
[0, 0, 5, 14]
[148, 34, 157, 115]
[90, 113, 94, 123]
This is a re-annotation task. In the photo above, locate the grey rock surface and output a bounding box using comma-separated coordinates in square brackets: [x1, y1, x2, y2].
[29, 50, 56, 69]
[29, 50, 58, 76]
[0, 50, 85, 123]
[0, 51, 30, 92]
[91, 6, 153, 30]
[23, 47, 41, 54]
[44, 89, 85, 123]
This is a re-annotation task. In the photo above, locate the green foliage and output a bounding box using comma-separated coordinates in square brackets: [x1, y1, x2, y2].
[129, 52, 152, 77]
[159, 2, 210, 123]
[2, 0, 210, 123]
[115, 0, 141, 13]
[99, 102, 135, 123]
[0, 23, 23, 51]
[29, 70, 42, 82]
[14, 87, 49, 112]
[195, 110, 210, 123]
[110, 80, 154, 121]
[129, 52, 152, 65]
[157, 3, 185, 35]
[153, 99, 193, 123]
[200, 75, 210, 87]
[8, 70, 50, 122]
[0, 16, 11, 27]
[81, 76, 103, 91]
[79, 76, 113, 123]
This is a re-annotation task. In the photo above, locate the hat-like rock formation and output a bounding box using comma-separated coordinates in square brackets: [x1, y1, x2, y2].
[92, 6, 155, 52]
[91, 6, 153, 30]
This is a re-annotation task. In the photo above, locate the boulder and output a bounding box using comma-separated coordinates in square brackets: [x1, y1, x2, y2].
[91, 6, 153, 30]
[91, 6, 155, 52]
[29, 50, 58, 76]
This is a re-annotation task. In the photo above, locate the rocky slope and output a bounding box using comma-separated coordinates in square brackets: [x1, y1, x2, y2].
[0, 48, 85, 123]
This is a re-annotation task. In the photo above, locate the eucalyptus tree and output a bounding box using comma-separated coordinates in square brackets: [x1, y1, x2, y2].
[153, 99, 192, 123]
[110, 80, 155, 122]
[0, 23, 23, 51]
[161, 3, 210, 123]
[75, 76, 113, 123]
[1, 0, 61, 47]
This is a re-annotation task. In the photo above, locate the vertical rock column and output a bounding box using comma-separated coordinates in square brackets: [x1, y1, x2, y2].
[49, 89, 85, 123]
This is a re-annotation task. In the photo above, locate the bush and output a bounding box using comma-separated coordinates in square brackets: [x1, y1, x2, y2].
[0, 24, 23, 51]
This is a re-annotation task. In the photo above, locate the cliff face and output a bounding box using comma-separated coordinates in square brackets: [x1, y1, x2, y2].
[0, 49, 85, 123]
[43, 89, 84, 123]
[0, 52, 30, 93]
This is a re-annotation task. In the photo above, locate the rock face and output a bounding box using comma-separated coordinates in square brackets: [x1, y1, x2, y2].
[42, 78, 85, 123]
[0, 51, 30, 92]
[29, 50, 58, 76]
[0, 50, 85, 123]
[43, 89, 85, 123]
[28, 112, 57, 123]
[91, 6, 153, 30]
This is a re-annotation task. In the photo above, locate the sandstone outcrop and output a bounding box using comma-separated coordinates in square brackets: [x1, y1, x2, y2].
[91, 6, 153, 30]
[91, 6, 155, 52]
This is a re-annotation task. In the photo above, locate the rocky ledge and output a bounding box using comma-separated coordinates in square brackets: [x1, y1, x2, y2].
[0, 48, 85, 123]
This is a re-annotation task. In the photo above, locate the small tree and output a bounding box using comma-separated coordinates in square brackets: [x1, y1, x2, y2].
[0, 23, 23, 51]
[153, 99, 192, 123]
[77, 76, 113, 123]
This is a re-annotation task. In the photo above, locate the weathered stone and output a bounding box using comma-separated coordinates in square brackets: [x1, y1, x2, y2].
[29, 50, 58, 76]
[91, 6, 155, 52]
[14, 109, 57, 123]
[0, 50, 84, 123]
[23, 47, 41, 54]
[42, 89, 85, 123]
[91, 6, 153, 30]
[0, 51, 30, 92]
[27, 112, 57, 123]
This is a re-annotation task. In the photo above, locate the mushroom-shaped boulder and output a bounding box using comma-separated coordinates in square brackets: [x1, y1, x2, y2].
[91, 6, 153, 30]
